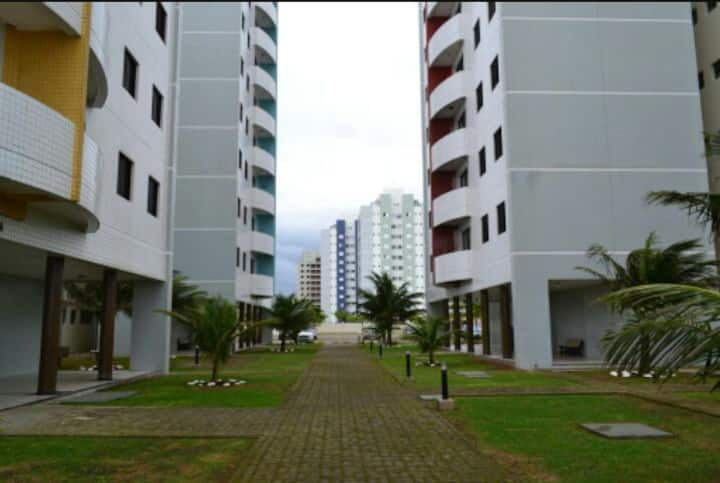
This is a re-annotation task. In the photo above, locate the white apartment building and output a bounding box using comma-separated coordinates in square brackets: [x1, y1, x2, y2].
[320, 220, 357, 322]
[356, 190, 426, 300]
[0, 3, 176, 393]
[172, 2, 278, 345]
[420, 2, 709, 369]
[296, 250, 321, 306]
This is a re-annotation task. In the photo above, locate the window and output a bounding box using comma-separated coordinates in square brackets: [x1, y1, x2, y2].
[473, 20, 481, 48]
[246, 75, 250, 92]
[692, 7, 698, 24]
[461, 228, 471, 250]
[488, 1, 496, 20]
[494, 127, 503, 160]
[481, 214, 489, 243]
[243, 206, 248, 225]
[478, 147, 487, 176]
[709, 1, 717, 12]
[490, 56, 500, 89]
[151, 85, 163, 126]
[241, 58, 244, 76]
[238, 149, 243, 169]
[244, 162, 248, 180]
[457, 111, 466, 129]
[714, 59, 720, 79]
[147, 176, 159, 216]
[242, 252, 247, 271]
[117, 153, 133, 200]
[155, 2, 167, 42]
[241, 12, 246, 30]
[122, 48, 139, 98]
[237, 198, 242, 217]
[699, 71, 705, 90]
[497, 202, 506, 234]
[240, 103, 244, 120]
[245, 117, 249, 135]
[459, 169, 468, 188]
[251, 258, 256, 274]
[475, 81, 483, 111]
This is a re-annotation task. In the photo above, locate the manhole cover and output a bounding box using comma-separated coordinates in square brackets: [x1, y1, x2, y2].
[580, 423, 673, 439]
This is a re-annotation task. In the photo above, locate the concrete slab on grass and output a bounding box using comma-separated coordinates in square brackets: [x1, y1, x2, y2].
[580, 423, 673, 439]
[63, 391, 138, 404]
[419, 394, 442, 402]
[456, 371, 491, 378]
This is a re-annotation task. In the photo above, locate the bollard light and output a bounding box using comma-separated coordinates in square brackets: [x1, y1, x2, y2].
[441, 363, 449, 400]
[194, 345, 200, 366]
[405, 351, 412, 379]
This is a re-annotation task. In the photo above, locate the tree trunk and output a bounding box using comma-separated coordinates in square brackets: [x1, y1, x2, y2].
[211, 357, 219, 382]
[429, 349, 434, 365]
[387, 324, 393, 346]
[280, 332, 286, 352]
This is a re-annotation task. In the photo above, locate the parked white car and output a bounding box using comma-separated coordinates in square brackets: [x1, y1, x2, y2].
[297, 330, 317, 343]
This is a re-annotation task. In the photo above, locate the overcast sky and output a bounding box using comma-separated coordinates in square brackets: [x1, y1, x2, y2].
[275, 3, 424, 294]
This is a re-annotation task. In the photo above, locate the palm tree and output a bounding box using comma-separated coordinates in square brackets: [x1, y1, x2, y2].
[405, 316, 449, 365]
[162, 295, 248, 381]
[268, 295, 316, 352]
[577, 233, 718, 374]
[65, 280, 133, 316]
[357, 272, 423, 346]
[172, 272, 207, 318]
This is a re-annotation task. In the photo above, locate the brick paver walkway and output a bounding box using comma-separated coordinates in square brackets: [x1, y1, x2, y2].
[233, 345, 510, 482]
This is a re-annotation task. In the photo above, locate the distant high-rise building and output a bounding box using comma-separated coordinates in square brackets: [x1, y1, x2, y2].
[297, 251, 321, 306]
[320, 220, 358, 322]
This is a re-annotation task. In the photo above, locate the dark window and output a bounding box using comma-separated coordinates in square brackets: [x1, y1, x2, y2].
[245, 117, 249, 135]
[236, 248, 240, 267]
[147, 176, 159, 216]
[251, 216, 256, 230]
[241, 12, 245, 30]
[151, 85, 163, 127]
[488, 1, 496, 20]
[456, 55, 464, 71]
[240, 103, 244, 120]
[461, 228, 471, 250]
[250, 258, 256, 274]
[238, 149, 243, 169]
[459, 169, 468, 187]
[494, 127, 503, 160]
[481, 214, 489, 243]
[475, 81, 483, 111]
[709, 1, 717, 12]
[237, 198, 241, 217]
[473, 20, 481, 48]
[117, 153, 133, 200]
[242, 252, 247, 271]
[155, 2, 167, 42]
[490, 56, 500, 89]
[457, 111, 466, 129]
[497, 202, 506, 234]
[244, 162, 248, 180]
[692, 7, 698, 24]
[699, 71, 705, 90]
[241, 58, 244, 76]
[479, 147, 487, 176]
[122, 48, 138, 98]
[243, 206, 248, 225]
[246, 75, 250, 92]
[714, 59, 720, 78]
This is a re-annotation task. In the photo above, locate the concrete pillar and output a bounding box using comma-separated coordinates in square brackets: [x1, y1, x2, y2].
[480, 289, 490, 356]
[37, 256, 64, 395]
[499, 284, 513, 359]
[452, 296, 461, 351]
[98, 269, 118, 381]
[236, 302, 245, 351]
[131, 279, 171, 373]
[465, 293, 474, 354]
[511, 265, 553, 369]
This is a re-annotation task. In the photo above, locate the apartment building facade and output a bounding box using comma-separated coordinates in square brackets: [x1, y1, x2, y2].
[356, 190, 426, 300]
[420, 2, 709, 369]
[297, 250, 321, 306]
[0, 2, 176, 392]
[320, 220, 358, 322]
[172, 2, 277, 345]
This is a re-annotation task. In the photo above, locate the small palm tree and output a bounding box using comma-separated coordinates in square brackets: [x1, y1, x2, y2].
[172, 272, 207, 318]
[405, 316, 449, 365]
[358, 272, 423, 346]
[162, 295, 248, 381]
[268, 295, 316, 352]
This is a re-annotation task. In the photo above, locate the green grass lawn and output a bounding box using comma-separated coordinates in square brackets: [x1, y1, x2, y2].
[449, 394, 720, 482]
[373, 345, 577, 391]
[0, 436, 251, 482]
[564, 370, 717, 391]
[73, 344, 318, 408]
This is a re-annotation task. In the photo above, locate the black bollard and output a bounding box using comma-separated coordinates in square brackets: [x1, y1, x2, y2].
[405, 351, 412, 379]
[379, 343, 383, 359]
[441, 363, 449, 400]
[194, 345, 200, 366]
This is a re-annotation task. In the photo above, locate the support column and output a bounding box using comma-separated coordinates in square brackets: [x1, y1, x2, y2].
[131, 280, 171, 373]
[98, 269, 118, 380]
[37, 256, 64, 395]
[452, 296, 461, 351]
[236, 302, 245, 352]
[480, 289, 490, 356]
[500, 284, 513, 359]
[465, 293, 474, 354]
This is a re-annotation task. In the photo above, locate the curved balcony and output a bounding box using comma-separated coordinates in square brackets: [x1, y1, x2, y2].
[427, 2, 459, 18]
[429, 70, 465, 120]
[435, 250, 473, 286]
[0, 82, 99, 231]
[253, 146, 275, 176]
[0, 3, 82, 35]
[253, 105, 276, 137]
[255, 27, 277, 64]
[252, 187, 275, 215]
[251, 274, 274, 298]
[254, 65, 277, 100]
[428, 14, 462, 67]
[252, 231, 275, 256]
[87, 2, 108, 108]
[431, 128, 468, 172]
[432, 187, 471, 227]
[255, 2, 278, 28]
